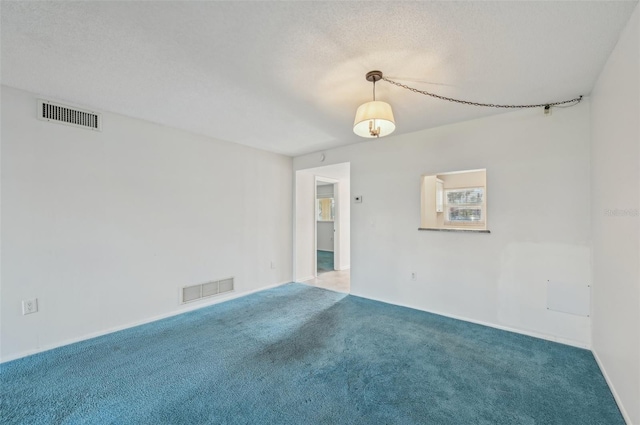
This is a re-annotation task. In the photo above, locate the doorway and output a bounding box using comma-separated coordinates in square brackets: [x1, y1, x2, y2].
[294, 162, 350, 293]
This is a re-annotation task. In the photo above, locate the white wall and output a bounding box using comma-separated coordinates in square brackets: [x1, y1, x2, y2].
[334, 169, 351, 271]
[0, 86, 293, 362]
[295, 102, 592, 347]
[317, 221, 334, 252]
[295, 170, 316, 281]
[295, 163, 350, 281]
[590, 4, 639, 424]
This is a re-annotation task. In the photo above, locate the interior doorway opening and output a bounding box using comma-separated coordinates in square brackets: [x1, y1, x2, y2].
[294, 162, 350, 293]
[316, 177, 337, 275]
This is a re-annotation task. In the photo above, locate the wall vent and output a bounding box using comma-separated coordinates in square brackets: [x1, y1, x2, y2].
[37, 99, 102, 131]
[182, 277, 234, 304]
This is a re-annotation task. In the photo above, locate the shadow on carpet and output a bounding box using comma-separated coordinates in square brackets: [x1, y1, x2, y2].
[0, 283, 623, 424]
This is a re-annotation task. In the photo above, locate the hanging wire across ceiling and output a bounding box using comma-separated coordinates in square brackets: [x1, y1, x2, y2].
[353, 70, 583, 139]
[381, 75, 583, 109]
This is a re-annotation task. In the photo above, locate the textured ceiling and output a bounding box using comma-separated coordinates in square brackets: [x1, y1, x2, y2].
[1, 1, 637, 156]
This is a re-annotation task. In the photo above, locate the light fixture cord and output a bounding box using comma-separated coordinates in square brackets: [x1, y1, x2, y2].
[381, 76, 582, 109]
[373, 79, 376, 101]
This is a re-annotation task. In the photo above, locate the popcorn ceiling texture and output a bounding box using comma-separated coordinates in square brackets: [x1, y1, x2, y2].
[1, 1, 637, 156]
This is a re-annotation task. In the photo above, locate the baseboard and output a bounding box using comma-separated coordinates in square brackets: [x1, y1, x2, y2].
[336, 265, 350, 271]
[592, 349, 632, 424]
[297, 275, 316, 282]
[349, 291, 590, 349]
[1, 280, 291, 364]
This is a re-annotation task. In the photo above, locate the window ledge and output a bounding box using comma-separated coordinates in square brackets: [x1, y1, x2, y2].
[418, 227, 491, 233]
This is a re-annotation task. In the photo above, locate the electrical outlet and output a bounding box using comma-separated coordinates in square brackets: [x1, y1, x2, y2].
[22, 298, 38, 315]
[270, 261, 276, 270]
[411, 272, 417, 281]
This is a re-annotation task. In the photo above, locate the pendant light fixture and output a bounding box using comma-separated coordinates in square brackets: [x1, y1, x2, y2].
[353, 70, 584, 138]
[353, 70, 396, 138]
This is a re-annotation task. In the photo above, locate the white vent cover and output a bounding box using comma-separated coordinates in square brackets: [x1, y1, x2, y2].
[37, 99, 102, 131]
[182, 277, 234, 304]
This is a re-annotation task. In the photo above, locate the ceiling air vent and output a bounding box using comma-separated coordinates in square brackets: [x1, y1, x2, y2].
[37, 99, 102, 131]
[182, 277, 234, 304]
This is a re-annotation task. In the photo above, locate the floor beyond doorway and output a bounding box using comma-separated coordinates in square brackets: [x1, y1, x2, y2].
[316, 250, 334, 272]
[305, 269, 350, 293]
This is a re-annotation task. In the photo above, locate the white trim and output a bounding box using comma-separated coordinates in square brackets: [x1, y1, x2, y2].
[0, 281, 291, 364]
[313, 180, 318, 277]
[315, 176, 340, 183]
[331, 182, 339, 270]
[336, 265, 351, 271]
[592, 350, 632, 425]
[349, 292, 590, 349]
[298, 275, 317, 283]
[426, 168, 487, 176]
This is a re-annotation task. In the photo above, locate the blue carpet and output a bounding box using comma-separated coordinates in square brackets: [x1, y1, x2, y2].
[317, 250, 334, 272]
[0, 283, 623, 424]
